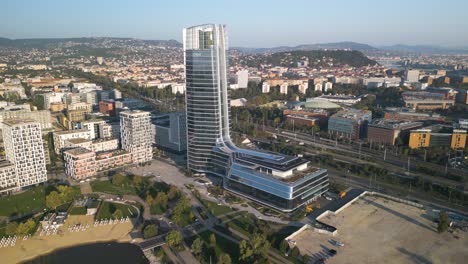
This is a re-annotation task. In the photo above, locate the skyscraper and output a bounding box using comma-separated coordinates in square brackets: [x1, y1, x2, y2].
[2, 119, 47, 188]
[183, 24, 231, 174]
[184, 24, 329, 212]
[120, 110, 153, 164]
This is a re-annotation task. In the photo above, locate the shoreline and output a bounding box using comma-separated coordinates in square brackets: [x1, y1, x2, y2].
[1, 215, 139, 264]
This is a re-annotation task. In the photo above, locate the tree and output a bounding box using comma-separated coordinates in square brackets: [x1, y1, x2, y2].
[217, 254, 232, 264]
[143, 224, 158, 239]
[239, 240, 253, 261]
[112, 174, 127, 186]
[6, 222, 19, 236]
[191, 237, 204, 256]
[209, 233, 217, 248]
[155, 192, 168, 210]
[437, 212, 450, 233]
[291, 246, 300, 258]
[165, 231, 183, 248]
[167, 185, 180, 201]
[279, 239, 290, 254]
[250, 233, 270, 259]
[16, 219, 36, 235]
[46, 191, 62, 209]
[302, 254, 310, 263]
[112, 209, 123, 219]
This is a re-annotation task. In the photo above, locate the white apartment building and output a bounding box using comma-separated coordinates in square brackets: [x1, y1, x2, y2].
[0, 161, 18, 190]
[298, 83, 308, 94]
[91, 138, 119, 153]
[2, 119, 47, 188]
[262, 82, 270, 93]
[120, 110, 153, 164]
[280, 83, 288, 94]
[0, 109, 52, 131]
[236, 70, 249, 88]
[53, 129, 92, 154]
[68, 102, 92, 113]
[79, 120, 113, 139]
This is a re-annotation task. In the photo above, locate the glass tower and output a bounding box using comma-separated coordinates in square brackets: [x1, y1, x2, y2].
[183, 24, 231, 174]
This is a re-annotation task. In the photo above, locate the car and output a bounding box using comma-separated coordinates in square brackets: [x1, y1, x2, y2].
[325, 196, 333, 201]
[331, 240, 344, 247]
[329, 249, 337, 256]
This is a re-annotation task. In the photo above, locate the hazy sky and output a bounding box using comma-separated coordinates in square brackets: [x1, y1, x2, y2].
[3, 0, 468, 47]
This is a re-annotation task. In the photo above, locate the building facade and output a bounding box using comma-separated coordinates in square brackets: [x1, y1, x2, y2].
[2, 119, 47, 188]
[184, 24, 328, 212]
[153, 112, 187, 153]
[120, 110, 153, 164]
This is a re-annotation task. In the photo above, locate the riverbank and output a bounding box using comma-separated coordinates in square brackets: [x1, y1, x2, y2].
[0, 215, 135, 264]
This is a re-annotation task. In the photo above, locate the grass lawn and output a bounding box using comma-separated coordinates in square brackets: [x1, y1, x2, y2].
[69, 206, 87, 215]
[225, 213, 256, 237]
[0, 186, 46, 217]
[90, 180, 138, 196]
[150, 204, 165, 215]
[201, 199, 234, 216]
[96, 201, 138, 220]
[0, 222, 6, 237]
[187, 230, 240, 261]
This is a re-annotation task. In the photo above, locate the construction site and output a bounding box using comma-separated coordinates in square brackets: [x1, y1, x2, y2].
[289, 193, 468, 264]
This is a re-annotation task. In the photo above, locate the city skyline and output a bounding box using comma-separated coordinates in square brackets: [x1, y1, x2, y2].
[3, 0, 468, 47]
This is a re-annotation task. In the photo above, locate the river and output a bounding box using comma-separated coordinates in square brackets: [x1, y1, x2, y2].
[22, 242, 149, 264]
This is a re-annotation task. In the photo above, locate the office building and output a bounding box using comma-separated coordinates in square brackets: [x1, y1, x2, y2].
[402, 88, 457, 110]
[184, 24, 328, 212]
[99, 100, 115, 116]
[2, 119, 47, 188]
[328, 109, 372, 140]
[405, 69, 420, 82]
[153, 112, 187, 153]
[120, 110, 153, 164]
[409, 126, 467, 149]
[368, 119, 423, 145]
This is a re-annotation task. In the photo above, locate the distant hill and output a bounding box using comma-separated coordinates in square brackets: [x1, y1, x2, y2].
[233, 41, 378, 53]
[266, 50, 377, 67]
[0, 37, 182, 48]
[379, 44, 468, 55]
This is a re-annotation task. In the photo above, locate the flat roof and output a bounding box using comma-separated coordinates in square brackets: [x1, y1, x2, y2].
[64, 147, 94, 156]
[2, 118, 38, 126]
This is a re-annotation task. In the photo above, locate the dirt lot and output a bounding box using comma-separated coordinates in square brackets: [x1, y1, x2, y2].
[293, 195, 468, 264]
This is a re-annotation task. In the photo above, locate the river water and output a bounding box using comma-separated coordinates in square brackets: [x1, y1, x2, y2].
[23, 242, 149, 264]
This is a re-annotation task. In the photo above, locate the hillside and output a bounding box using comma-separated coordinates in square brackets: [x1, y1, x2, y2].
[0, 37, 182, 48]
[233, 41, 378, 54]
[240, 50, 378, 68]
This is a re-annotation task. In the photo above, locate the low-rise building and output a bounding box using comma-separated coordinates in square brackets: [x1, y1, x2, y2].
[285, 114, 318, 127]
[368, 119, 423, 145]
[409, 126, 467, 149]
[402, 88, 457, 110]
[328, 109, 372, 140]
[63, 148, 96, 180]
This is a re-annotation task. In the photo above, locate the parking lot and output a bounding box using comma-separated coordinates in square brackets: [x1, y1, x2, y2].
[293, 195, 468, 264]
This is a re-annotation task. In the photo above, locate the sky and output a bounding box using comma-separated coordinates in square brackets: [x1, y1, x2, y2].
[2, 0, 468, 48]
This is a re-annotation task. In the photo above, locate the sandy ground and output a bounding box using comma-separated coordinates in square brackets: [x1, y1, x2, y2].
[0, 215, 134, 264]
[293, 196, 468, 264]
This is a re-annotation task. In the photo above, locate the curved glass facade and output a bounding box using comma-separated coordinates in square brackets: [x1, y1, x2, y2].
[184, 24, 231, 173]
[184, 24, 329, 212]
